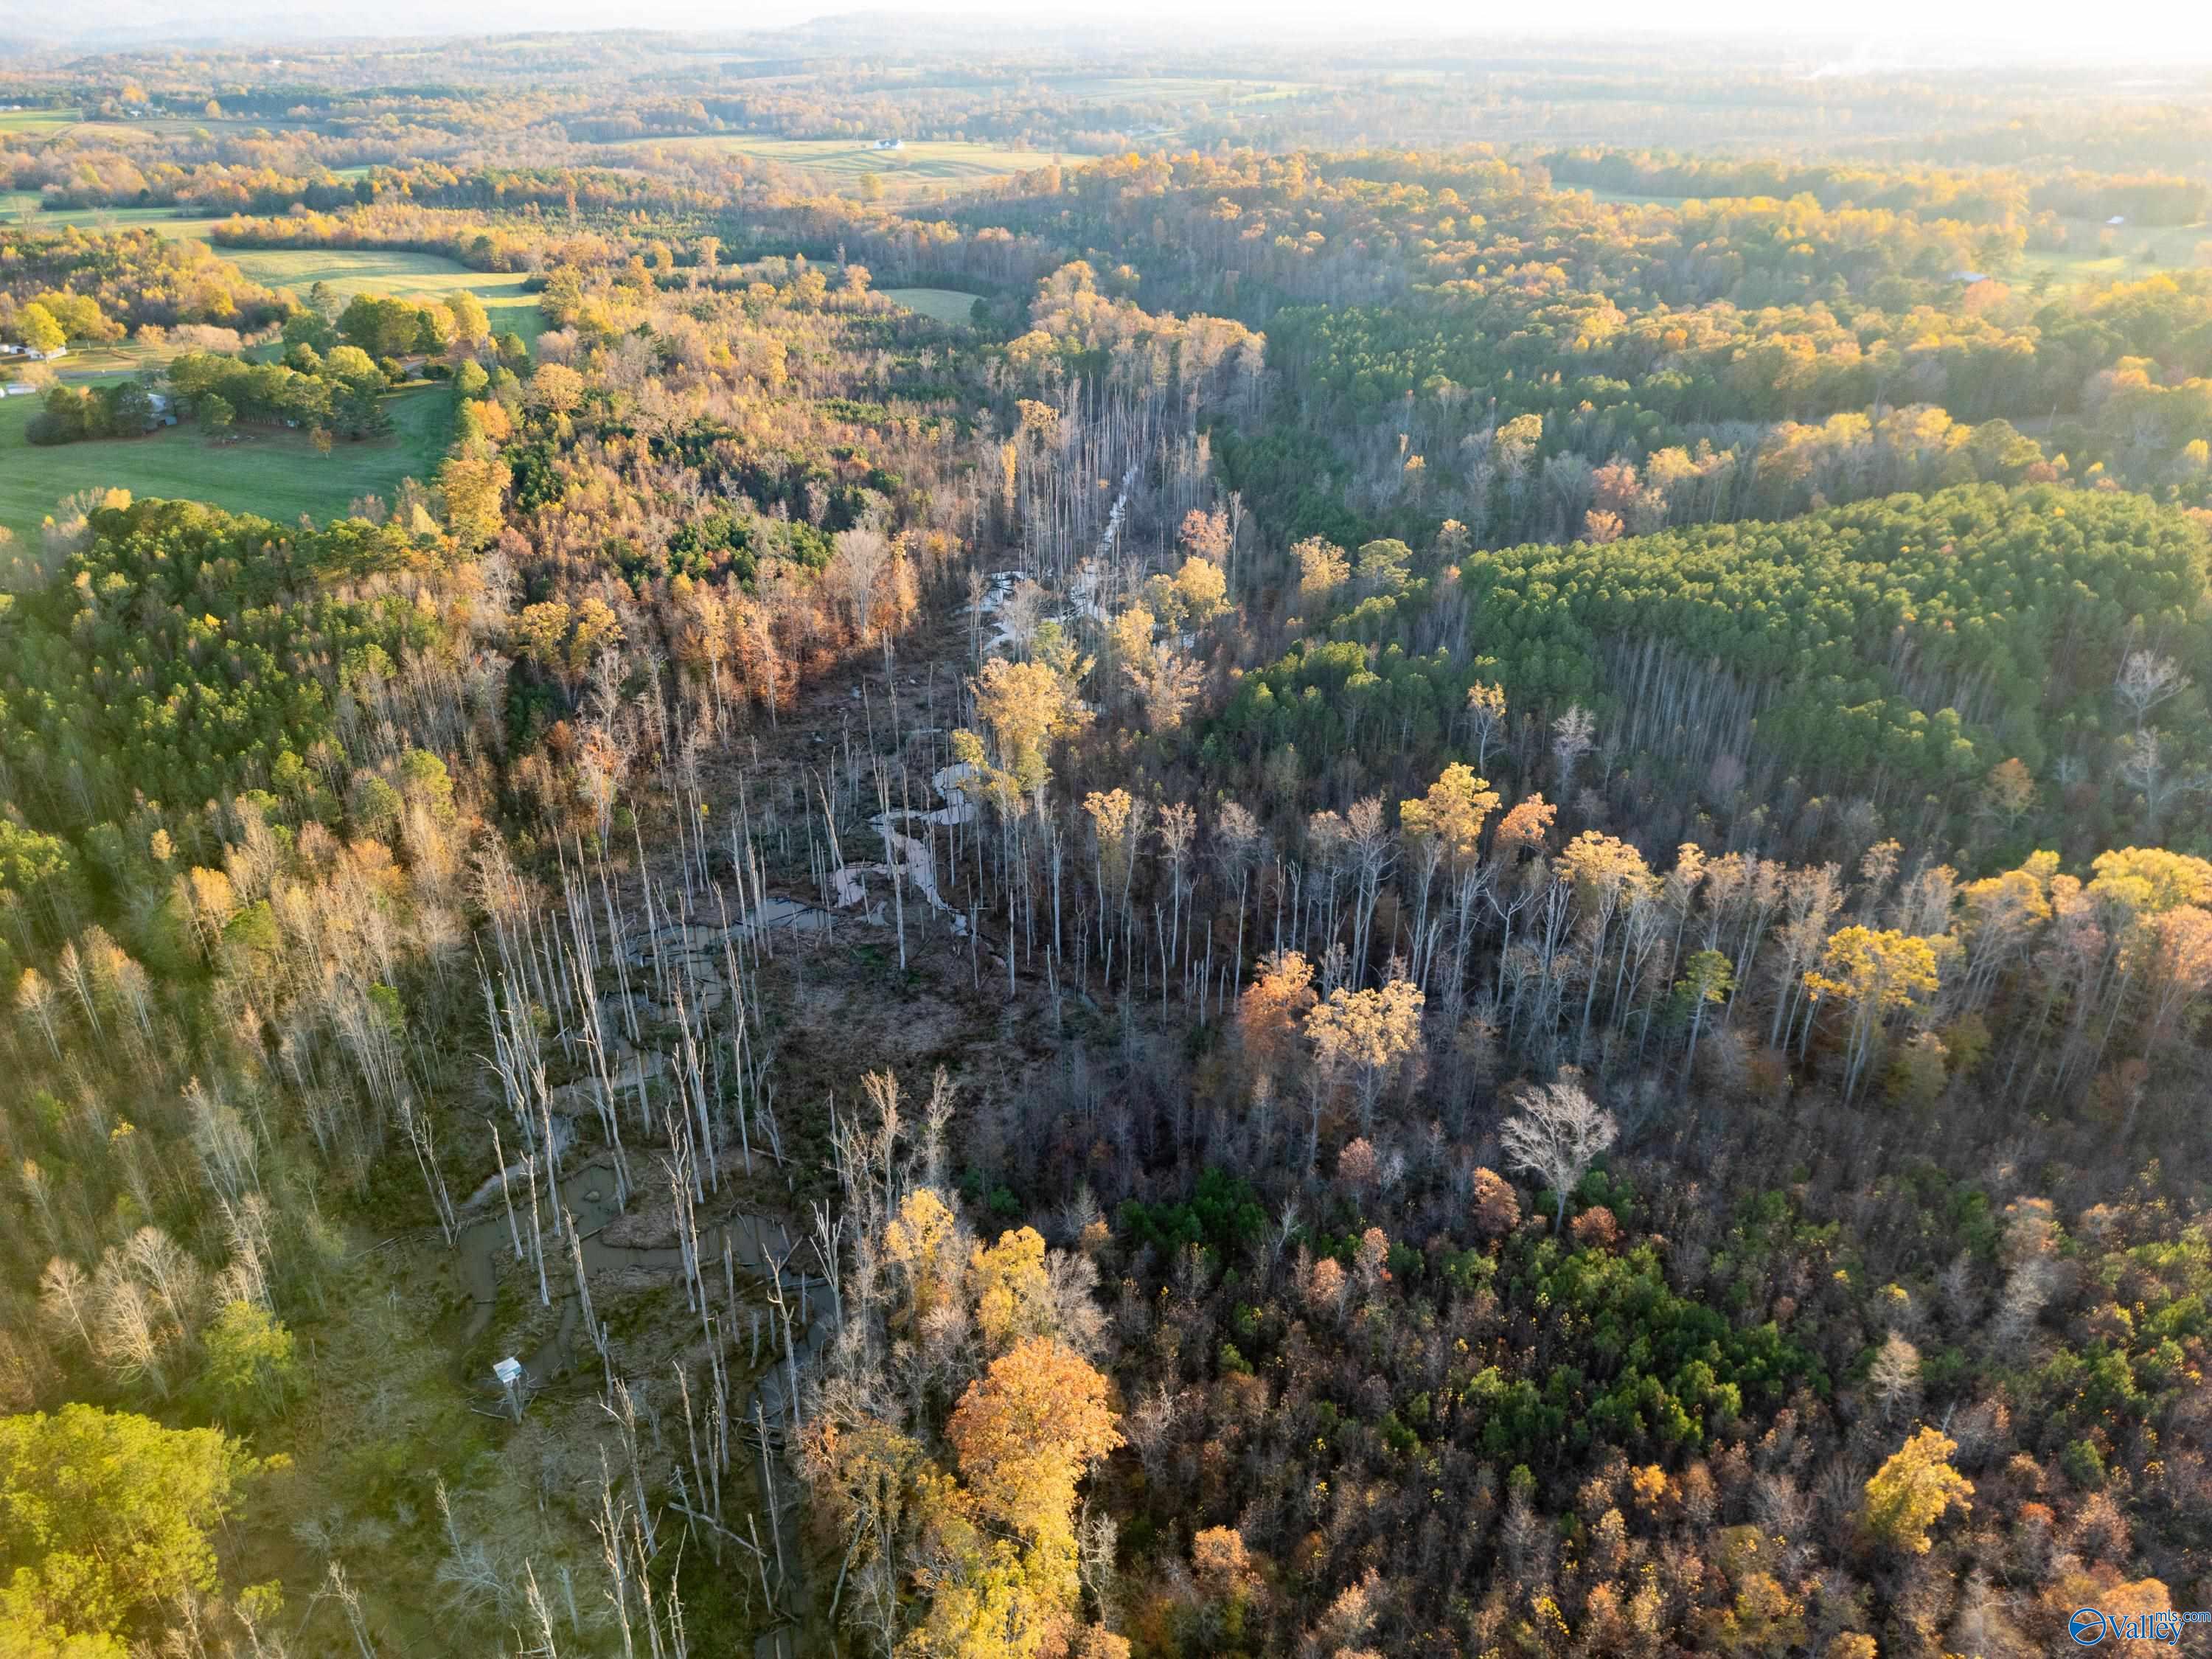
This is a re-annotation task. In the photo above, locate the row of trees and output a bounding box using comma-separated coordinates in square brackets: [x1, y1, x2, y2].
[0, 224, 286, 337]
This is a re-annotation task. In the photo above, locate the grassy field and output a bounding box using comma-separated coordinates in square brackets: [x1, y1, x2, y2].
[0, 108, 80, 133]
[1, 201, 542, 338]
[1, 191, 229, 239]
[2028, 217, 2206, 291]
[880, 287, 983, 324]
[1040, 73, 1314, 105]
[49, 341, 193, 380]
[45, 323, 277, 385]
[618, 135, 1076, 192]
[4, 195, 238, 247]
[1583, 188, 1692, 209]
[0, 385, 453, 546]
[215, 246, 546, 340]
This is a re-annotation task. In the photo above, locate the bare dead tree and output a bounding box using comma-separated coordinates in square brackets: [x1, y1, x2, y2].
[1499, 1074, 1619, 1228]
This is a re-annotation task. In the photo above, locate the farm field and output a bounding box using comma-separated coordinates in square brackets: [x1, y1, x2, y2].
[215, 246, 547, 340]
[1, 192, 240, 242]
[614, 134, 1078, 191]
[879, 286, 982, 323]
[1040, 72, 1314, 105]
[48, 338, 204, 380]
[1582, 187, 1693, 208]
[0, 383, 453, 546]
[0, 108, 81, 133]
[2028, 215, 2207, 288]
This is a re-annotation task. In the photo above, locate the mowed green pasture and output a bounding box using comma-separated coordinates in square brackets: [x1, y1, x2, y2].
[880, 287, 982, 324]
[215, 246, 547, 340]
[0, 384, 453, 546]
[0, 210, 546, 338]
[0, 108, 80, 133]
[617, 135, 1075, 191]
[989, 73, 1311, 104]
[2, 189, 226, 238]
[2028, 216, 2207, 291]
[1582, 188, 1692, 209]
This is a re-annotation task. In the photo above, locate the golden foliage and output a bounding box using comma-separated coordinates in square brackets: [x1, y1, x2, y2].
[1399, 762, 1500, 873]
[969, 1227, 1054, 1355]
[1861, 1427, 1972, 1553]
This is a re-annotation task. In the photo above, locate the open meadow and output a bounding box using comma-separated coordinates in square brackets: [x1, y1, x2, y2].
[879, 285, 983, 323]
[0, 107, 82, 133]
[1, 189, 229, 239]
[2028, 215, 2208, 288]
[0, 383, 453, 544]
[216, 246, 547, 340]
[2, 198, 543, 337]
[614, 133, 1077, 192]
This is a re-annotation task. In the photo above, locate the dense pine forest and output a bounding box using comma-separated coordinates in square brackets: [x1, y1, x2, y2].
[2, 23, 2211, 1659]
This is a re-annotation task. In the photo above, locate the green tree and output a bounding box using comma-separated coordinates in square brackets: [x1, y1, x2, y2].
[338, 294, 422, 359]
[281, 310, 336, 355]
[0, 821, 80, 939]
[196, 1302, 301, 1427]
[105, 381, 153, 434]
[0, 1405, 257, 1648]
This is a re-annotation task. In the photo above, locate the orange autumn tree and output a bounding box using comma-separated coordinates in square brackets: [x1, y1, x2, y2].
[1237, 948, 1318, 1081]
[905, 1338, 1123, 1658]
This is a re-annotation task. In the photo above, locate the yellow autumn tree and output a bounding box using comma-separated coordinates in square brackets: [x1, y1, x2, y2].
[883, 1188, 965, 1329]
[1108, 606, 1203, 734]
[437, 453, 508, 552]
[1954, 852, 2056, 1005]
[2087, 846, 2212, 914]
[1177, 555, 1230, 628]
[1305, 978, 1426, 1131]
[1557, 832, 1658, 1052]
[969, 1227, 1053, 1355]
[905, 1339, 1122, 1658]
[1804, 926, 1943, 1101]
[801, 1410, 927, 1646]
[958, 656, 1091, 816]
[1083, 789, 1149, 937]
[2146, 906, 2212, 1048]
[948, 1338, 1121, 1545]
[1105, 605, 1154, 672]
[1492, 793, 1557, 858]
[1860, 1427, 1972, 1553]
[1464, 681, 1509, 772]
[1401, 763, 1501, 987]
[1295, 536, 1349, 602]
[1400, 762, 1499, 874]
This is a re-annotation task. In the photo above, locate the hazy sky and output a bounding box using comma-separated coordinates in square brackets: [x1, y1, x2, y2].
[7, 0, 2212, 63]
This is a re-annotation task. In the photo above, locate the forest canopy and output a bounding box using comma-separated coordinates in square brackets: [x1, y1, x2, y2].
[1, 25, 2211, 1659]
